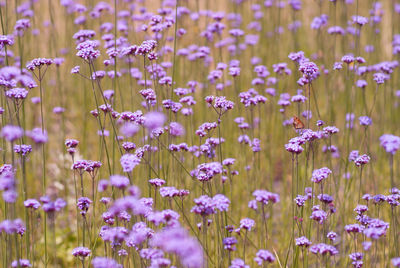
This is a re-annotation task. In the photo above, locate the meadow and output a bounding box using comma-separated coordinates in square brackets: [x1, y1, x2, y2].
[0, 0, 400, 267]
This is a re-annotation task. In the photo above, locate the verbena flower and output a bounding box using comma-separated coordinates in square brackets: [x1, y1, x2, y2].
[72, 247, 91, 258]
[1, 125, 24, 142]
[254, 249, 275, 265]
[295, 236, 312, 247]
[380, 134, 400, 154]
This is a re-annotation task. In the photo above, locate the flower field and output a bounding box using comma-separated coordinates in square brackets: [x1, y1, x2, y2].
[0, 0, 400, 267]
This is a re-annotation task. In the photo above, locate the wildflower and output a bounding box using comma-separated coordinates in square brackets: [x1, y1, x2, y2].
[253, 190, 280, 205]
[359, 116, 372, 126]
[144, 112, 166, 130]
[354, 205, 368, 215]
[77, 197, 92, 216]
[6, 88, 28, 100]
[149, 178, 166, 187]
[379, 134, 400, 154]
[392, 257, 400, 267]
[120, 154, 141, 172]
[309, 243, 338, 256]
[110, 175, 130, 189]
[11, 259, 31, 267]
[240, 218, 255, 231]
[72, 247, 91, 258]
[254, 249, 275, 265]
[354, 154, 370, 166]
[311, 167, 332, 183]
[327, 231, 337, 241]
[299, 61, 319, 78]
[24, 199, 40, 210]
[345, 224, 365, 234]
[91, 257, 122, 268]
[76, 40, 101, 61]
[26, 128, 48, 144]
[223, 237, 238, 251]
[1, 125, 24, 142]
[191, 195, 216, 216]
[213, 194, 230, 212]
[230, 258, 249, 268]
[14, 144, 32, 156]
[373, 72, 386, 84]
[169, 122, 185, 136]
[150, 226, 203, 268]
[26, 58, 53, 71]
[310, 208, 328, 224]
[295, 195, 307, 207]
[352, 15, 368, 26]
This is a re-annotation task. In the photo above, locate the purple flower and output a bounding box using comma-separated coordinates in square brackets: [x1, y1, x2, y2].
[230, 258, 249, 268]
[24, 199, 41, 210]
[150, 226, 203, 268]
[73, 29, 96, 43]
[285, 137, 305, 154]
[254, 249, 275, 265]
[349, 150, 359, 162]
[72, 247, 91, 258]
[363, 227, 387, 239]
[192, 162, 223, 182]
[310, 208, 328, 224]
[379, 134, 400, 154]
[223, 237, 238, 251]
[342, 54, 355, 64]
[191, 195, 216, 216]
[77, 197, 92, 216]
[1, 125, 24, 142]
[110, 175, 130, 189]
[295, 195, 307, 207]
[26, 58, 53, 71]
[295, 236, 312, 247]
[213, 194, 230, 212]
[373, 72, 386, 84]
[252, 189, 280, 205]
[356, 79, 367, 89]
[72, 160, 102, 176]
[362, 241, 372, 251]
[76, 40, 100, 61]
[354, 205, 368, 215]
[372, 194, 386, 204]
[169, 122, 185, 136]
[349, 252, 363, 261]
[299, 61, 319, 78]
[65, 139, 79, 148]
[345, 224, 365, 234]
[311, 167, 332, 183]
[91, 257, 122, 268]
[26, 128, 48, 144]
[309, 243, 338, 256]
[144, 112, 166, 130]
[352, 15, 368, 26]
[354, 154, 370, 166]
[160, 187, 179, 198]
[318, 194, 334, 204]
[327, 231, 337, 241]
[149, 178, 166, 187]
[240, 218, 255, 231]
[14, 144, 32, 156]
[323, 126, 339, 135]
[11, 259, 31, 267]
[120, 154, 141, 172]
[6, 88, 28, 100]
[0, 35, 14, 47]
[359, 116, 372, 126]
[392, 257, 400, 267]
